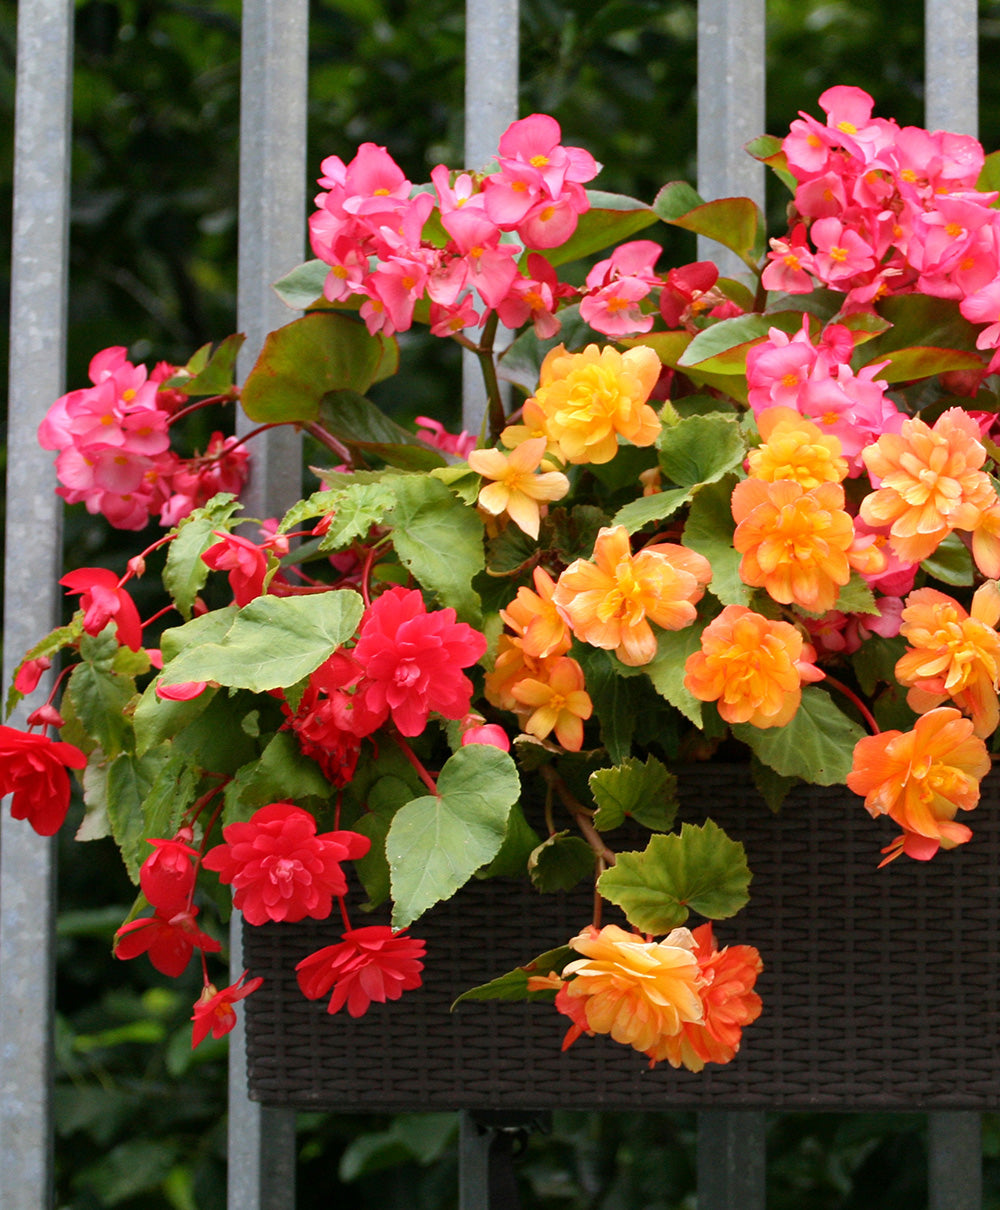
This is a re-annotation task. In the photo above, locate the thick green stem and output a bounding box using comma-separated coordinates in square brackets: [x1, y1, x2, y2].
[477, 312, 507, 442]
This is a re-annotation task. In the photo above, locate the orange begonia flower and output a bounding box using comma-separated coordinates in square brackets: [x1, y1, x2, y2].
[499, 566, 572, 659]
[748, 406, 848, 489]
[895, 582, 1000, 737]
[509, 654, 592, 751]
[468, 436, 570, 539]
[860, 407, 996, 564]
[483, 633, 541, 713]
[732, 478, 884, 614]
[553, 525, 712, 667]
[520, 342, 662, 465]
[558, 924, 705, 1056]
[645, 923, 763, 1072]
[684, 605, 824, 728]
[972, 500, 1000, 579]
[846, 706, 990, 863]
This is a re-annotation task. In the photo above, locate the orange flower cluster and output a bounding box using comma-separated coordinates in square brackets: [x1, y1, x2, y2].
[747, 406, 848, 489]
[895, 583, 1000, 737]
[554, 525, 712, 667]
[860, 407, 995, 564]
[846, 706, 990, 864]
[504, 343, 662, 465]
[684, 605, 824, 728]
[542, 922, 762, 1071]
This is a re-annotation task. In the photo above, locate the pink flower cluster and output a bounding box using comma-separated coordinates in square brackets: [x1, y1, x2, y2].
[38, 347, 248, 530]
[767, 85, 1000, 368]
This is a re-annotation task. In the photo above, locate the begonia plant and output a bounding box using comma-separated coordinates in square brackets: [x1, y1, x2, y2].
[7, 85, 1000, 1072]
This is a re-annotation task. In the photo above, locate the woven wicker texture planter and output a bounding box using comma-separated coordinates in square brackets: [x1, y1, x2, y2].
[243, 765, 1000, 1111]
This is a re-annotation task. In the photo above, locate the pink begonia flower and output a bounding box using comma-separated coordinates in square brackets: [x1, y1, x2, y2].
[428, 296, 480, 338]
[140, 829, 199, 916]
[760, 226, 815, 294]
[0, 726, 87, 836]
[191, 971, 264, 1048]
[114, 907, 221, 977]
[495, 253, 569, 339]
[352, 586, 488, 736]
[61, 567, 143, 651]
[201, 802, 370, 926]
[295, 926, 426, 1017]
[201, 531, 268, 606]
[460, 721, 511, 751]
[414, 416, 476, 460]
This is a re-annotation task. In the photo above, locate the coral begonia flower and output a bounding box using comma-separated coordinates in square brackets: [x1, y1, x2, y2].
[201, 531, 268, 606]
[860, 407, 996, 564]
[498, 566, 571, 659]
[114, 907, 221, 977]
[468, 436, 570, 539]
[846, 706, 990, 861]
[528, 343, 662, 465]
[895, 583, 1000, 737]
[295, 925, 426, 1017]
[554, 526, 712, 667]
[201, 802, 370, 925]
[510, 654, 592, 751]
[684, 606, 824, 728]
[557, 924, 704, 1056]
[60, 567, 143, 651]
[645, 923, 763, 1071]
[191, 970, 264, 1048]
[0, 725, 87, 836]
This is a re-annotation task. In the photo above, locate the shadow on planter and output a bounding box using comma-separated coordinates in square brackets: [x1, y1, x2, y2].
[244, 765, 1000, 1112]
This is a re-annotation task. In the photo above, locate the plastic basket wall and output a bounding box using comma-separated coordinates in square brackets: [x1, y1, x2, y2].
[243, 765, 1000, 1111]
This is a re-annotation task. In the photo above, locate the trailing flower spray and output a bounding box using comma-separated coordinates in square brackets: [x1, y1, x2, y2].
[7, 85, 1000, 1068]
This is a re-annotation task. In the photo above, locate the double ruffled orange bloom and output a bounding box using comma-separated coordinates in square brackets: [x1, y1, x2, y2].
[506, 343, 662, 465]
[895, 583, 1000, 737]
[860, 407, 995, 564]
[748, 406, 848, 489]
[846, 706, 990, 863]
[732, 478, 885, 614]
[684, 605, 824, 728]
[554, 525, 712, 666]
[498, 566, 571, 660]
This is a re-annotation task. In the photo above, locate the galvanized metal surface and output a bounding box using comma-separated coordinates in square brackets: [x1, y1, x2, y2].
[925, 0, 978, 137]
[0, 2, 74, 1208]
[695, 0, 765, 272]
[696, 1110, 766, 1210]
[228, 1, 309, 1206]
[929, 1112, 982, 1210]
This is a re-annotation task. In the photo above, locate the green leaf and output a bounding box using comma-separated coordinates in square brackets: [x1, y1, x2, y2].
[170, 692, 261, 776]
[279, 482, 398, 550]
[857, 295, 981, 370]
[644, 621, 709, 727]
[140, 752, 199, 852]
[477, 803, 540, 879]
[159, 605, 238, 662]
[222, 732, 332, 824]
[590, 755, 678, 832]
[546, 505, 608, 564]
[68, 630, 136, 759]
[387, 746, 520, 927]
[352, 775, 418, 908]
[6, 621, 83, 718]
[452, 945, 573, 1006]
[544, 191, 657, 268]
[750, 756, 800, 813]
[132, 679, 217, 757]
[683, 476, 751, 606]
[654, 184, 764, 262]
[922, 531, 975, 586]
[173, 334, 245, 396]
[869, 346, 984, 383]
[163, 493, 242, 619]
[678, 311, 806, 372]
[658, 413, 746, 488]
[574, 646, 635, 763]
[833, 574, 878, 616]
[597, 820, 751, 933]
[852, 634, 906, 697]
[78, 754, 111, 841]
[240, 312, 398, 424]
[106, 746, 175, 882]
[272, 258, 331, 310]
[497, 304, 595, 393]
[528, 831, 596, 891]
[318, 390, 447, 470]
[159, 591, 364, 691]
[731, 686, 865, 785]
[745, 134, 797, 192]
[613, 487, 690, 533]
[387, 474, 485, 621]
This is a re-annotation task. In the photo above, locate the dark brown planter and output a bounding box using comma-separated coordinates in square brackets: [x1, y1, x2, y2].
[243, 765, 1000, 1111]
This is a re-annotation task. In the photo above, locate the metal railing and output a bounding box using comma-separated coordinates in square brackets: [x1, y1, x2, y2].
[0, 2, 986, 1207]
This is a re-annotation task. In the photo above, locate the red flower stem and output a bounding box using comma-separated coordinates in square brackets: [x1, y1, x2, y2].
[592, 863, 605, 930]
[212, 422, 283, 455]
[139, 603, 177, 631]
[823, 674, 881, 735]
[304, 422, 353, 464]
[199, 948, 211, 987]
[41, 664, 74, 711]
[337, 894, 352, 932]
[167, 392, 239, 426]
[540, 766, 616, 865]
[334, 789, 343, 831]
[391, 732, 439, 797]
[359, 543, 379, 609]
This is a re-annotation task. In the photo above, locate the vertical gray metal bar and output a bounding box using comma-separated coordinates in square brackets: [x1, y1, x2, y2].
[459, 1112, 493, 1210]
[462, 0, 519, 434]
[925, 0, 978, 137]
[696, 1110, 766, 1210]
[229, 2, 308, 1207]
[928, 1111, 981, 1210]
[0, 3, 74, 1209]
[695, 0, 766, 273]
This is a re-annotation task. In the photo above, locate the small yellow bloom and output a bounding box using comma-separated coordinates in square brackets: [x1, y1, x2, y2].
[468, 436, 569, 539]
[747, 406, 848, 488]
[509, 655, 592, 751]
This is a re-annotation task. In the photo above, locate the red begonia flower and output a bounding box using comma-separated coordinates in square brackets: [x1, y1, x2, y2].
[0, 725, 87, 836]
[201, 531, 268, 606]
[114, 907, 221, 977]
[14, 656, 51, 696]
[191, 970, 264, 1048]
[352, 586, 487, 736]
[201, 802, 370, 925]
[60, 567, 143, 650]
[295, 925, 426, 1017]
[140, 829, 199, 915]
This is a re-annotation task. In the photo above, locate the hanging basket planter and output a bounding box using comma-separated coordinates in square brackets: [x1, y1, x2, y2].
[243, 765, 1000, 1113]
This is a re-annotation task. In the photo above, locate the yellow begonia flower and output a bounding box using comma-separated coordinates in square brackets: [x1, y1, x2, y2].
[468, 436, 570, 539]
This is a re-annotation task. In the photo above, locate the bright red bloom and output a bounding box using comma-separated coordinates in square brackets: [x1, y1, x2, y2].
[140, 829, 199, 915]
[191, 970, 264, 1048]
[14, 656, 51, 696]
[60, 567, 143, 650]
[114, 907, 221, 977]
[352, 586, 488, 736]
[201, 531, 268, 606]
[282, 651, 381, 786]
[0, 725, 87, 836]
[201, 802, 370, 925]
[295, 925, 426, 1017]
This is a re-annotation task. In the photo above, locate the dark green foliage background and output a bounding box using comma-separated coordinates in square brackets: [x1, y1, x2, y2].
[5, 0, 1000, 1204]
